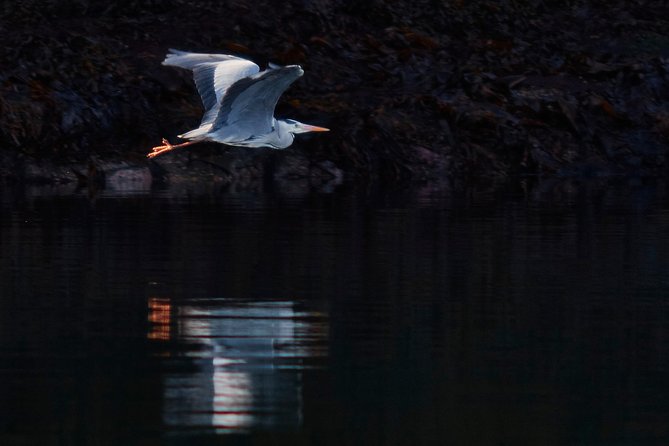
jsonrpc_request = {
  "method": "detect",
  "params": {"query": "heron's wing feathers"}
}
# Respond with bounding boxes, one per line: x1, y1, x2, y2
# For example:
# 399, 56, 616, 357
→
163, 49, 259, 126
163, 48, 253, 70
194, 61, 260, 126
213, 65, 304, 139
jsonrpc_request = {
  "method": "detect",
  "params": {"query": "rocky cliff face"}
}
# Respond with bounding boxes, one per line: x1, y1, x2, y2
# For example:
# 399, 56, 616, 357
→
1, 0, 668, 187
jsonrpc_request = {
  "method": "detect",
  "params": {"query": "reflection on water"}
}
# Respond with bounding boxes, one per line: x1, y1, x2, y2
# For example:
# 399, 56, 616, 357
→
148, 297, 172, 341
148, 297, 327, 434
0, 180, 668, 445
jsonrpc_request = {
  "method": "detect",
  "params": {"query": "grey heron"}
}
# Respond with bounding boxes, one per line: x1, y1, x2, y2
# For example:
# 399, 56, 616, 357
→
148, 49, 329, 158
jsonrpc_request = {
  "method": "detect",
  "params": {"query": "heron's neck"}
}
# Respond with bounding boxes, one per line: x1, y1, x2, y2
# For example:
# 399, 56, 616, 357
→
274, 119, 296, 148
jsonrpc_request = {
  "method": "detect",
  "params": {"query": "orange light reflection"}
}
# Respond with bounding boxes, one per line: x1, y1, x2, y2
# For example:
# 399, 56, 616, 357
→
148, 297, 171, 341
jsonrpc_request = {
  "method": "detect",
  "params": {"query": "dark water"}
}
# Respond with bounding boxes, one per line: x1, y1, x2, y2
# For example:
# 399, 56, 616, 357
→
1, 181, 668, 445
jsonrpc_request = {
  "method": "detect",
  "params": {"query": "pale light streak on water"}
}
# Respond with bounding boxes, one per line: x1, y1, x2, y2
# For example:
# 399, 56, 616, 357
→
152, 298, 327, 434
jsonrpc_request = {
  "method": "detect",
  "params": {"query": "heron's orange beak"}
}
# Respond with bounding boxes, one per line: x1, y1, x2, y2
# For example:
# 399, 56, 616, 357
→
303, 125, 330, 132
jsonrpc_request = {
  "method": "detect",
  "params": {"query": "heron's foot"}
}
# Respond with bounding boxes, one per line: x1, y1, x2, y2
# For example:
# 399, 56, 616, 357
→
147, 138, 174, 159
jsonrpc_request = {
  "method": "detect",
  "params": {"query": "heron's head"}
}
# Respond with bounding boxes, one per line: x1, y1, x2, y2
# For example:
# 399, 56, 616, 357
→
281, 119, 330, 135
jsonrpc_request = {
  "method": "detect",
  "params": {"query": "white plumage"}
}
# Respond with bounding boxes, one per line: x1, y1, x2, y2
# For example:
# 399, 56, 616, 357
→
148, 49, 329, 159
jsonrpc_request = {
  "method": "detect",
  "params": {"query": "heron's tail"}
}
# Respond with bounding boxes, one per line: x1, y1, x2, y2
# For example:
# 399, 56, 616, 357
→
178, 124, 213, 141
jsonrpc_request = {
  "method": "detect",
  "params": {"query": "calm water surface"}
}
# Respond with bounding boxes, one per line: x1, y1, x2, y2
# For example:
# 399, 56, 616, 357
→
0, 181, 668, 445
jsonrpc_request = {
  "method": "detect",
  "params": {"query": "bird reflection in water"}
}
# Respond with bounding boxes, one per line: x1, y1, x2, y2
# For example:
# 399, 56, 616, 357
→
147, 297, 328, 434
147, 297, 171, 342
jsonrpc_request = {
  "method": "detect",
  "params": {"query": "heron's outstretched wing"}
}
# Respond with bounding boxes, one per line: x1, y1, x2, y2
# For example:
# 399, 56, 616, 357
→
163, 49, 260, 126
213, 65, 304, 139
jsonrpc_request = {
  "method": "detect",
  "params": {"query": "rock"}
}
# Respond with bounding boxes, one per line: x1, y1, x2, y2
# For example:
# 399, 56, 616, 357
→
1, 0, 668, 184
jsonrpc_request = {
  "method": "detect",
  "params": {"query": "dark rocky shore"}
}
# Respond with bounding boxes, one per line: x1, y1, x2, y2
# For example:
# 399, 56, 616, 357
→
1, 0, 668, 190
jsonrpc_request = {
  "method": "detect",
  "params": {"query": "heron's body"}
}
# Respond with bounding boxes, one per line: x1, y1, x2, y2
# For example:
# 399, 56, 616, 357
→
185, 118, 298, 149
148, 49, 328, 158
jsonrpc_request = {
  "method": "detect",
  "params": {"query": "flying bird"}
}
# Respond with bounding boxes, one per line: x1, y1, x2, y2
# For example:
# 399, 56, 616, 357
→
148, 49, 329, 158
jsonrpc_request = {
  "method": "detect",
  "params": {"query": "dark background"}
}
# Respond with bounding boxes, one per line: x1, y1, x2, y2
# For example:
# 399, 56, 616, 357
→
2, 3, 669, 444
1, 0, 668, 185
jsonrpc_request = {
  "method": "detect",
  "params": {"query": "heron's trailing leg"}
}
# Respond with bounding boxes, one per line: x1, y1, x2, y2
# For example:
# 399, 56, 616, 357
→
147, 138, 199, 158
